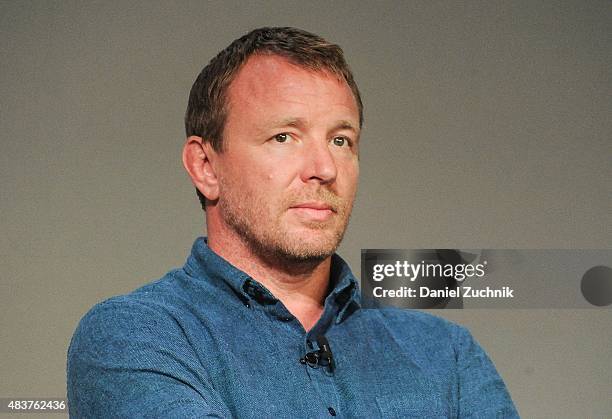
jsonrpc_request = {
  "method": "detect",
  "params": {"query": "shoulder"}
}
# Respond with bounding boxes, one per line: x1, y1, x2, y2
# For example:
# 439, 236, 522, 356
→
354, 307, 478, 367
66, 271, 235, 417
370, 308, 468, 341
68, 269, 196, 357
69, 287, 167, 362
75, 270, 178, 322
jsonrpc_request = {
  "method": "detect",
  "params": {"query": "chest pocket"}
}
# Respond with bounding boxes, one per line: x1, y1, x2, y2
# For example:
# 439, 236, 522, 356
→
375, 393, 451, 418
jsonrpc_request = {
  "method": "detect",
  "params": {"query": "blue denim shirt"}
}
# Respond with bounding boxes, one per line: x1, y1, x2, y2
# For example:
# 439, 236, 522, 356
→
67, 237, 519, 418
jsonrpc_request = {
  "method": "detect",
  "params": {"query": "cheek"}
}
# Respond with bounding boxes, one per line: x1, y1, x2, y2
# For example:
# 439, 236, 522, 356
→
340, 162, 359, 192
246, 167, 292, 200
263, 163, 299, 188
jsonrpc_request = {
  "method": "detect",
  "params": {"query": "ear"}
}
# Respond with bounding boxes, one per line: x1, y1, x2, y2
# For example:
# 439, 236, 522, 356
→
182, 136, 220, 201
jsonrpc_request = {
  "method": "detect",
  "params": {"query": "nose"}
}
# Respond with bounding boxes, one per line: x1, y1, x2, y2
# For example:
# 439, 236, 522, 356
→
300, 140, 338, 185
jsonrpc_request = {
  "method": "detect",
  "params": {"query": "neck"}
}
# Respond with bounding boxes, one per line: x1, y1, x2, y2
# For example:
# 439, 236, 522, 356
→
206, 215, 332, 331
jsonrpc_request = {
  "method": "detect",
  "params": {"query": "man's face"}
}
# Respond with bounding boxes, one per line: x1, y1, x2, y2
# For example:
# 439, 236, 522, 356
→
214, 54, 360, 262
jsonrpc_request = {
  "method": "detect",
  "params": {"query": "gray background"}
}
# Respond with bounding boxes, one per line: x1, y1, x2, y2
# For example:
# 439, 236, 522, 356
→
1, 1, 610, 417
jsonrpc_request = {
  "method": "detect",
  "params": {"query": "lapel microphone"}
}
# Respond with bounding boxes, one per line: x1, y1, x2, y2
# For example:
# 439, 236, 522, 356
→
300, 335, 335, 373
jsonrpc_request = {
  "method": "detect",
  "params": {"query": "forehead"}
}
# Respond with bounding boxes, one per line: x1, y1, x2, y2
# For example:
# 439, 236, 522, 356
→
225, 54, 359, 125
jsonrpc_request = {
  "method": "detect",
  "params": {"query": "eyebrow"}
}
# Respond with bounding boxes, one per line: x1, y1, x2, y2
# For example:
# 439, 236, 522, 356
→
269, 118, 359, 134
334, 120, 359, 133
270, 117, 307, 129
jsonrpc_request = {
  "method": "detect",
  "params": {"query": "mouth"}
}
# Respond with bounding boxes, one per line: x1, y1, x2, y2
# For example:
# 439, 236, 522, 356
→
289, 202, 336, 221
291, 202, 335, 211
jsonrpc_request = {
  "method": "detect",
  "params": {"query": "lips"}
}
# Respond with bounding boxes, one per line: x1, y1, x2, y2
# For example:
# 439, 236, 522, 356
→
289, 202, 336, 221
291, 202, 335, 211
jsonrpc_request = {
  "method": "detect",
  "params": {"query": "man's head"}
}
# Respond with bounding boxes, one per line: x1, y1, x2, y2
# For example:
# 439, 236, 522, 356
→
185, 27, 363, 151
183, 27, 362, 263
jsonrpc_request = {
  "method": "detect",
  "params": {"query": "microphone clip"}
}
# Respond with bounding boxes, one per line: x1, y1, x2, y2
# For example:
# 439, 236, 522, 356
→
300, 336, 335, 373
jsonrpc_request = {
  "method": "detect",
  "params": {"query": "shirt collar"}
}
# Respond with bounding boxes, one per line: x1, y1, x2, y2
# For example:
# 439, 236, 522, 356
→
184, 237, 360, 322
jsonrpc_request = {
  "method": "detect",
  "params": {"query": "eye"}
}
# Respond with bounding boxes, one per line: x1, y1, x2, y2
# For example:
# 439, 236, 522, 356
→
332, 136, 349, 147
274, 133, 290, 143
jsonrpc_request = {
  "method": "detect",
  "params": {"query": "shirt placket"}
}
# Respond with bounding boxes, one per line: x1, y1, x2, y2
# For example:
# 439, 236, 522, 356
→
302, 333, 341, 417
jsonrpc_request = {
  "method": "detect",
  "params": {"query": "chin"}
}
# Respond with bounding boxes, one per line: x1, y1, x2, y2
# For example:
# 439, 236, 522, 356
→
275, 245, 334, 263
277, 229, 344, 260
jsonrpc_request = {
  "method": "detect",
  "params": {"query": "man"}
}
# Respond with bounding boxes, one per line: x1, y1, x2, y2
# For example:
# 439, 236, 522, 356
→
67, 27, 518, 418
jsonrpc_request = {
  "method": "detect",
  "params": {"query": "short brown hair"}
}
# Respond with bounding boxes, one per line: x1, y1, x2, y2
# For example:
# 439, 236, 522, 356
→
184, 27, 363, 208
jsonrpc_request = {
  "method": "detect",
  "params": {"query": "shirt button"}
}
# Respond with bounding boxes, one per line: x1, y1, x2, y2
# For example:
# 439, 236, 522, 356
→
279, 316, 292, 322
328, 406, 337, 416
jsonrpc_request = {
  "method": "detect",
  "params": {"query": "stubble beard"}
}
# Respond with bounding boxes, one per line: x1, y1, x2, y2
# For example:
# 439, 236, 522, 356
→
218, 181, 354, 267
